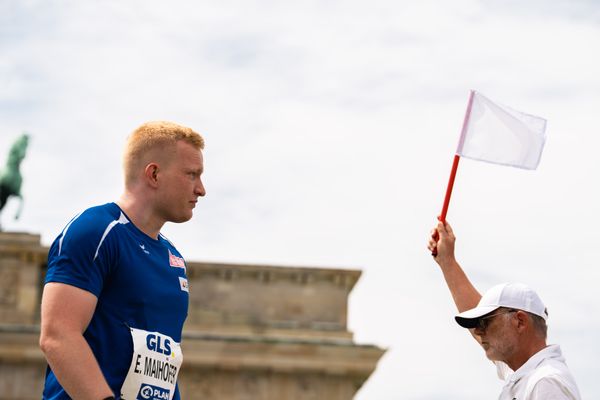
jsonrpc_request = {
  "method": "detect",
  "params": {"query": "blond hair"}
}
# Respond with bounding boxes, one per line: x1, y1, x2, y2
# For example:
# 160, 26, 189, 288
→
123, 121, 204, 186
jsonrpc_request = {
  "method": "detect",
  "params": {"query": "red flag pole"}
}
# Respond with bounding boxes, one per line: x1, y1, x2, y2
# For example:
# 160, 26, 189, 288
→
432, 90, 475, 256
438, 154, 460, 223
438, 90, 475, 223
432, 155, 460, 256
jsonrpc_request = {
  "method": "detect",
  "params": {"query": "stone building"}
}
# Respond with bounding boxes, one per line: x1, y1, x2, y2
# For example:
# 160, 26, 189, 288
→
0, 231, 384, 399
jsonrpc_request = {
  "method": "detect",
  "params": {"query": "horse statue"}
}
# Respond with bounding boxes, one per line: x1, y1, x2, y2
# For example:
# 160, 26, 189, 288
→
0, 133, 29, 227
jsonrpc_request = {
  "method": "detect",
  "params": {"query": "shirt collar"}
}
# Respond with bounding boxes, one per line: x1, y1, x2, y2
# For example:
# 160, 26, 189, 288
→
507, 344, 564, 383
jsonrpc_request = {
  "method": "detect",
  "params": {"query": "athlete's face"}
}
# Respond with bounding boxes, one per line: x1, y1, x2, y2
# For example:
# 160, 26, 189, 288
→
158, 140, 205, 223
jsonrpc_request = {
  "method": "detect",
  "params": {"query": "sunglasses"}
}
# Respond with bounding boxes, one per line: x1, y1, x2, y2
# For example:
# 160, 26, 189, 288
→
475, 309, 517, 331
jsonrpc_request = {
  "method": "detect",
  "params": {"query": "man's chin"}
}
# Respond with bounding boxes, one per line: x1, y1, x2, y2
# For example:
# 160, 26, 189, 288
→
170, 213, 193, 224
482, 345, 497, 361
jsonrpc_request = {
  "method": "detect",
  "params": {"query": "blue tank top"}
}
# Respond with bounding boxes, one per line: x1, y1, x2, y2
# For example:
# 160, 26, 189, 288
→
43, 203, 189, 399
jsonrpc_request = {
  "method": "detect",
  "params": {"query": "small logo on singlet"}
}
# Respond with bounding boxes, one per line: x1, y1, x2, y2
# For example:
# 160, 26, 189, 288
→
179, 277, 189, 293
139, 244, 150, 255
137, 383, 170, 400
168, 250, 185, 269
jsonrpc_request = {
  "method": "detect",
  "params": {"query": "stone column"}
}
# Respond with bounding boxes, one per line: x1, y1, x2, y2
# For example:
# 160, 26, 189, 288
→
0, 232, 47, 325
0, 232, 48, 400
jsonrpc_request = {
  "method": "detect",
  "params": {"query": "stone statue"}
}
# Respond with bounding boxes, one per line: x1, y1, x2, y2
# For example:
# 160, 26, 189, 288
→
0, 133, 29, 226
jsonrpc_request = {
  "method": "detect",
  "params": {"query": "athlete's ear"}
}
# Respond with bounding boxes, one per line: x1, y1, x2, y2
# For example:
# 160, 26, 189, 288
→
143, 163, 160, 188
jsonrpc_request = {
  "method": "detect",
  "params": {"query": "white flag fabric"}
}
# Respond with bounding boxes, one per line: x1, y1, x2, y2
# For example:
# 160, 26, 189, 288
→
456, 91, 547, 170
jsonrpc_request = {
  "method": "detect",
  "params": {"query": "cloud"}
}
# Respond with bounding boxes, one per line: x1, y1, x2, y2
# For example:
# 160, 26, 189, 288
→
1, 1, 599, 398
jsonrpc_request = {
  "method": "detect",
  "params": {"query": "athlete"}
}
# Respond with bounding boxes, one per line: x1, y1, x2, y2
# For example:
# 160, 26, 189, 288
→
39, 121, 205, 400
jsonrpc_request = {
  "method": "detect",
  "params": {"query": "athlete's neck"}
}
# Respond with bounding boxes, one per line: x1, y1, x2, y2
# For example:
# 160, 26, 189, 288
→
116, 194, 164, 240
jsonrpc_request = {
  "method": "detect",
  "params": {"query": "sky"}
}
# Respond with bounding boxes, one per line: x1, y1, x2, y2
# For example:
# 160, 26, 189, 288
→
1, 0, 599, 398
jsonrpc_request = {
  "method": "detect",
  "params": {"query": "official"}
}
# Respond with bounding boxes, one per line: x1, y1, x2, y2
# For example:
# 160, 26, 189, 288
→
427, 221, 581, 400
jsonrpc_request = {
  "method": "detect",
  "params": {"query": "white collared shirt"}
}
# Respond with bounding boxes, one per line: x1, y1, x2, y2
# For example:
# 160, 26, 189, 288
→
495, 345, 581, 400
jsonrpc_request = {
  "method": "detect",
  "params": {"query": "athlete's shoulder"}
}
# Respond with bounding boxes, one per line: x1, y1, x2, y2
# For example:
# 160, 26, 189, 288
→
64, 203, 124, 238
50, 203, 129, 255
46, 203, 129, 295
78, 202, 123, 224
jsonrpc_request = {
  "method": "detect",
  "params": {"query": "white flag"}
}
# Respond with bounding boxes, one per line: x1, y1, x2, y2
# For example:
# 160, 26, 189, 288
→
456, 91, 547, 170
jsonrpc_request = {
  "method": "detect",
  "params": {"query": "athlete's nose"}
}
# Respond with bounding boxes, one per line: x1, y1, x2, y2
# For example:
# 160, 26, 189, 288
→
195, 178, 206, 197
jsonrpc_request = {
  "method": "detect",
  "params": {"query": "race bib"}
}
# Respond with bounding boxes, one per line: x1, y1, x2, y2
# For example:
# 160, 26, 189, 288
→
121, 327, 183, 400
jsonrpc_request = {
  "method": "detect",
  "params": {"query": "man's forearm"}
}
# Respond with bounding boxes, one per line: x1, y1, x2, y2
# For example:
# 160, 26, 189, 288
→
41, 332, 114, 399
438, 258, 481, 313
429, 222, 482, 312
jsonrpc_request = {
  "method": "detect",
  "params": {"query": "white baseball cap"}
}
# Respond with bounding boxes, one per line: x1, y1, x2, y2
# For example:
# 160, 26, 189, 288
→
455, 282, 548, 329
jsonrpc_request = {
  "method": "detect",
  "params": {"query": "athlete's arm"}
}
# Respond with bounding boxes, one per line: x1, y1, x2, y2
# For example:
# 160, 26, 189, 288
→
428, 221, 481, 312
40, 282, 115, 399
